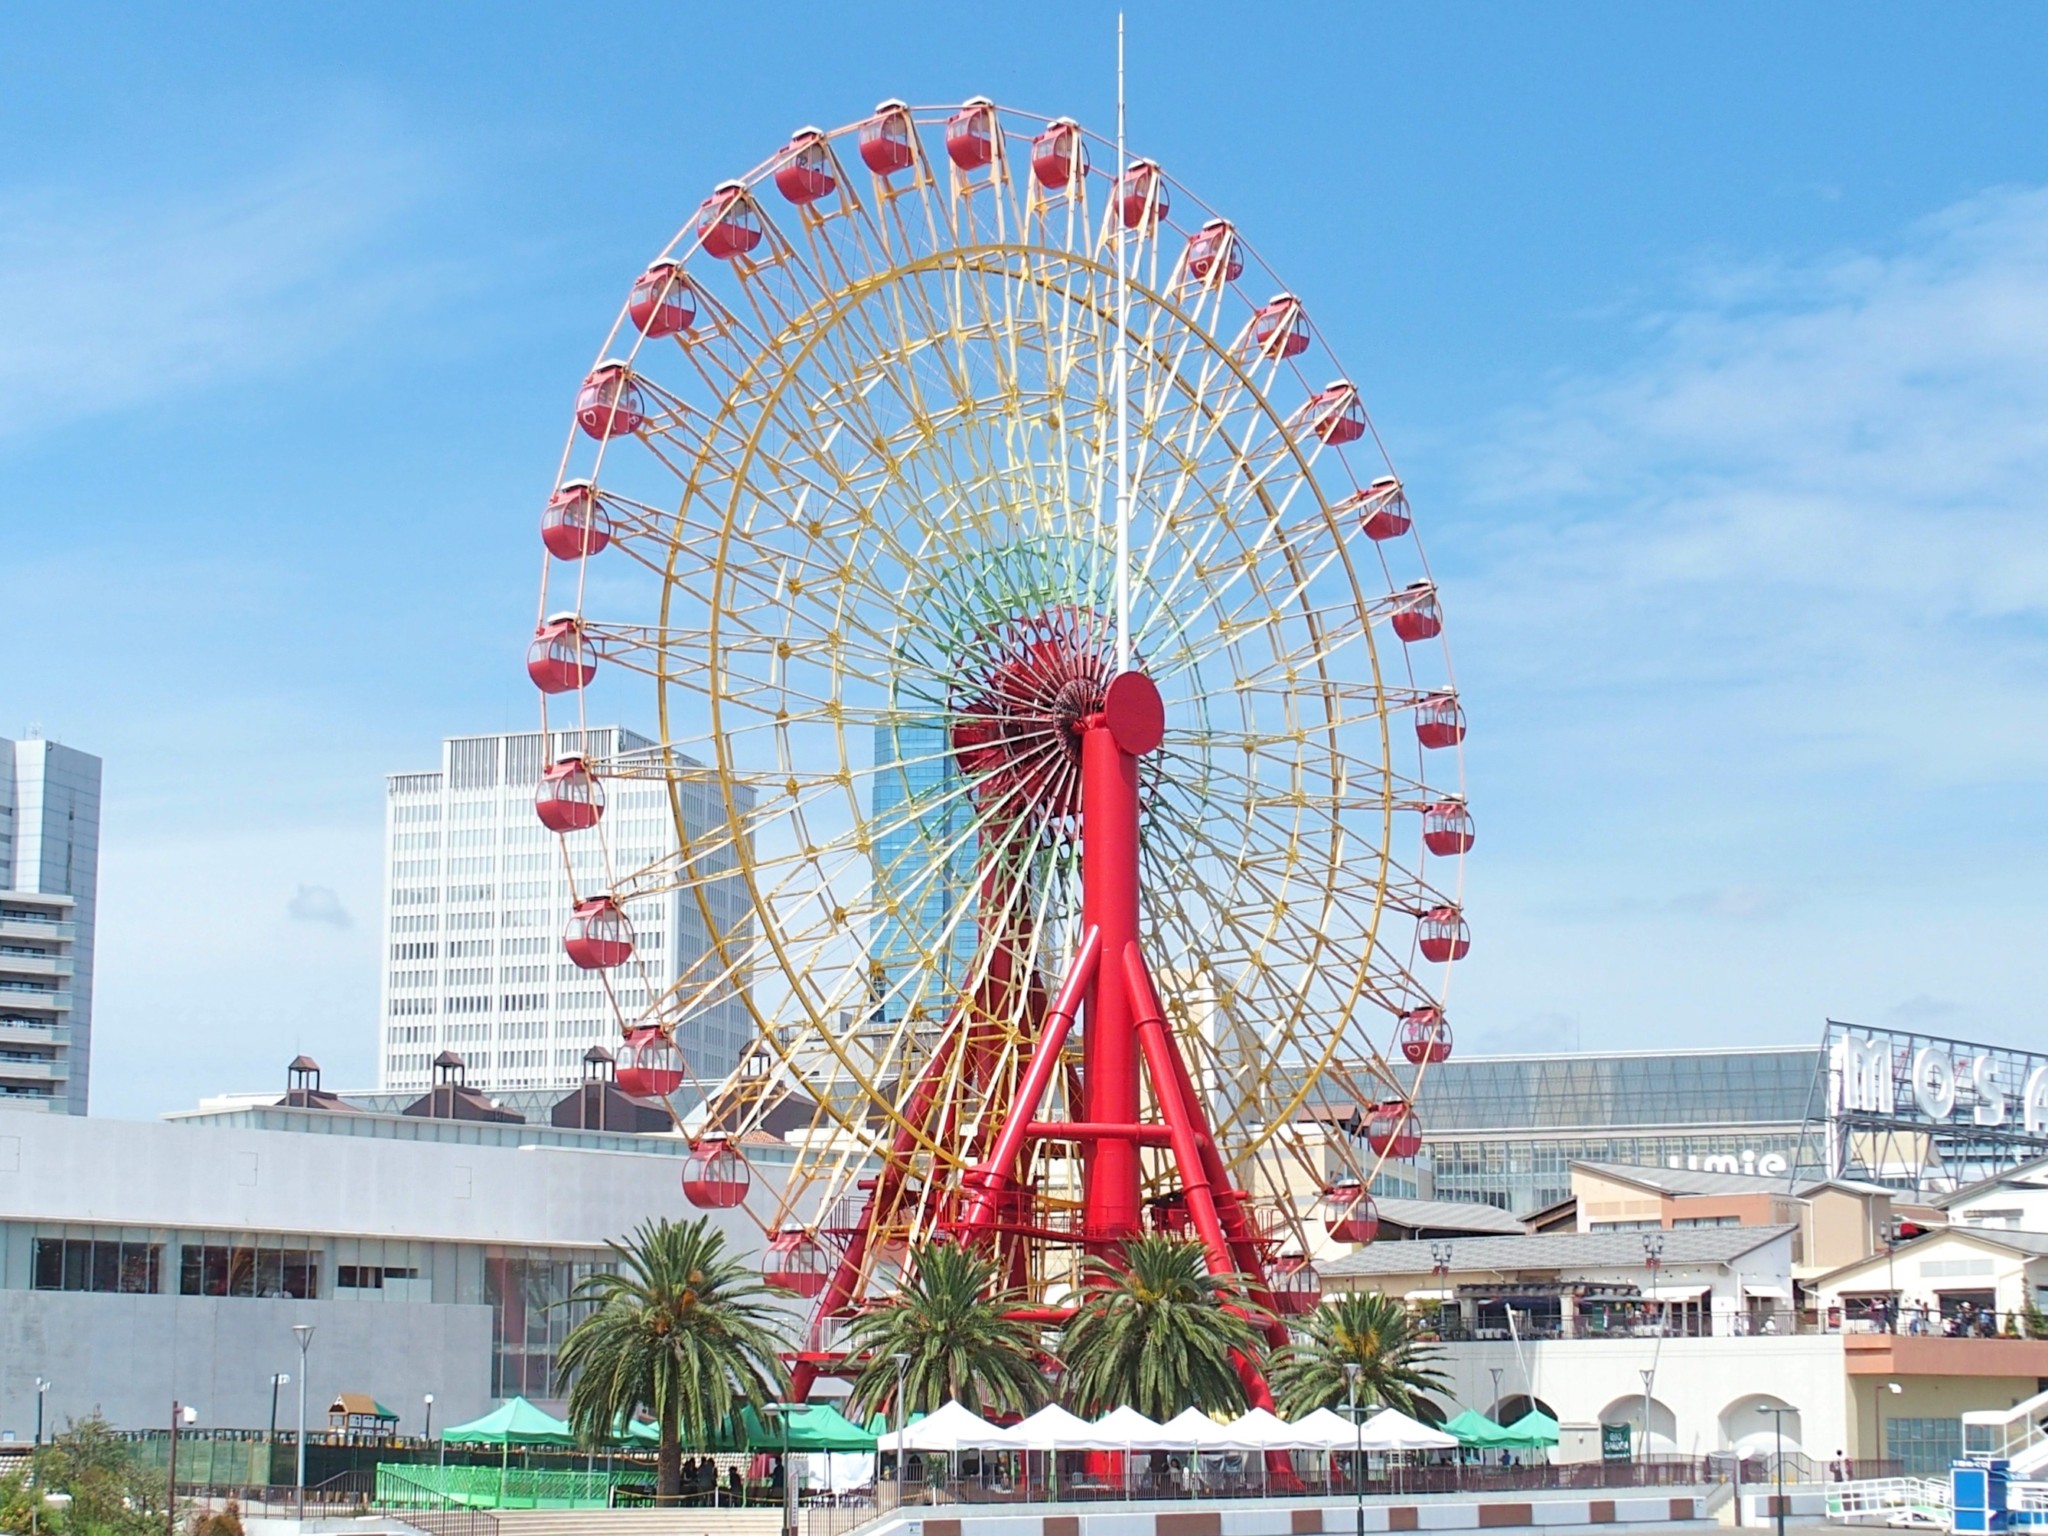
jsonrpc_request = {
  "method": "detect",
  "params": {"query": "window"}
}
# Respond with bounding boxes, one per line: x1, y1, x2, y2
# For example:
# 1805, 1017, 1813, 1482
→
178, 1243, 320, 1299
33, 1237, 162, 1294
1673, 1215, 1741, 1228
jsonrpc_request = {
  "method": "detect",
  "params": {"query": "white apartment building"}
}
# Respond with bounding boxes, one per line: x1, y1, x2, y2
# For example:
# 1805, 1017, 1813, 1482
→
0, 735, 101, 1115
377, 728, 750, 1096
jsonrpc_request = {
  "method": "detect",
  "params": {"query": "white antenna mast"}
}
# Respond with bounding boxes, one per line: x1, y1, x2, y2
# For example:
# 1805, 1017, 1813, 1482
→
1114, 11, 1131, 676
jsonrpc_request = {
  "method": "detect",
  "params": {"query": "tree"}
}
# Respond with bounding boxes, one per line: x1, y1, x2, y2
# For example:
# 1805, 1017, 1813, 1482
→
3, 1416, 165, 1536
844, 1241, 1048, 1419
1059, 1234, 1263, 1418
557, 1216, 791, 1502
1269, 1291, 1447, 1419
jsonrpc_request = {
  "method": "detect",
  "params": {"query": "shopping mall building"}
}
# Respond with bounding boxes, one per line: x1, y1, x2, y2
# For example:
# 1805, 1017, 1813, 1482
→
1402, 1021, 2048, 1216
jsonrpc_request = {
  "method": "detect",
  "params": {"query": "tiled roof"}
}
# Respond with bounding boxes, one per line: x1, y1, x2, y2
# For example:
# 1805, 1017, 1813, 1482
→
1573, 1159, 1789, 1197
1324, 1224, 1797, 1277
1372, 1197, 1527, 1235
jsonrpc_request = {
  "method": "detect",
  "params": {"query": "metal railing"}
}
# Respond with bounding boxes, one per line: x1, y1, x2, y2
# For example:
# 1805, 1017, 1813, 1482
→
1823, 1476, 1951, 1526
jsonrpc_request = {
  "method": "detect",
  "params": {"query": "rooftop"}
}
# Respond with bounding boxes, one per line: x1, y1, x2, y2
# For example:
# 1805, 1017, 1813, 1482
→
1325, 1223, 1797, 1278
1573, 1159, 1791, 1197
1372, 1196, 1528, 1235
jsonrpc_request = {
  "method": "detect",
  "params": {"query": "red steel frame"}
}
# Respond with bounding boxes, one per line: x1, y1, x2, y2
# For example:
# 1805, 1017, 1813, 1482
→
788, 669, 1291, 1418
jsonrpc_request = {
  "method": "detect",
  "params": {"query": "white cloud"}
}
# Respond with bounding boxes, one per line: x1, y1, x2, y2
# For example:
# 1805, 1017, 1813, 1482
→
0, 123, 442, 439
1438, 184, 2048, 1053
287, 884, 352, 928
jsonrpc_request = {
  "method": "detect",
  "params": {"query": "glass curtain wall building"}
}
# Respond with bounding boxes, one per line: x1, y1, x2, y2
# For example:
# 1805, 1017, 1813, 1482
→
1406, 1045, 1827, 1215
0, 735, 101, 1115
866, 718, 980, 1024
377, 728, 750, 1096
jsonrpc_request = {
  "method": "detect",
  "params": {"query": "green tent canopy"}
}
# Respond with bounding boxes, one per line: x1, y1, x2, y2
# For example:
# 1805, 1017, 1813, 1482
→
1503, 1410, 1560, 1447
738, 1403, 878, 1452
442, 1398, 575, 1446
1443, 1410, 1516, 1449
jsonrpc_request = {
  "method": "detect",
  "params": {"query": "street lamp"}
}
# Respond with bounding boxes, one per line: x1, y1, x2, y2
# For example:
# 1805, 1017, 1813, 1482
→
761, 1404, 797, 1536
268, 1374, 290, 1454
165, 1402, 197, 1536
293, 1324, 316, 1521
1642, 1233, 1666, 1333
1429, 1242, 1454, 1332
889, 1353, 910, 1504
1639, 1369, 1656, 1465
34, 1377, 48, 1447
1343, 1361, 1363, 1536
424, 1394, 435, 1442
1757, 1404, 1794, 1536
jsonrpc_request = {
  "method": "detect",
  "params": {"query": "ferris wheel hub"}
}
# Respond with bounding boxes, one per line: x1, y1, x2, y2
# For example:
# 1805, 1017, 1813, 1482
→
1100, 670, 1165, 757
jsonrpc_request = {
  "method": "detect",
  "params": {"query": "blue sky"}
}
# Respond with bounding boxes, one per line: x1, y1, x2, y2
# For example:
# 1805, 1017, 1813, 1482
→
7, 3, 2048, 1116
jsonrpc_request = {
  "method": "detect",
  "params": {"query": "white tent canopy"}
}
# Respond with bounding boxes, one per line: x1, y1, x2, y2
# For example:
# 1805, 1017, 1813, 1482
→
877, 1401, 1012, 1452
1286, 1407, 1362, 1450
1156, 1407, 1237, 1449
1357, 1408, 1459, 1452
1219, 1407, 1303, 1449
1090, 1406, 1174, 1450
1000, 1404, 1103, 1449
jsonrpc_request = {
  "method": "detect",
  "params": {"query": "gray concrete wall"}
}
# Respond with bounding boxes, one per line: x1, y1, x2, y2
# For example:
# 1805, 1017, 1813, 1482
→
0, 1289, 494, 1441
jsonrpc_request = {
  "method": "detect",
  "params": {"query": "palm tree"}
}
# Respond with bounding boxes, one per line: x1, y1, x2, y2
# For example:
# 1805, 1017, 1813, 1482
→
844, 1241, 1048, 1418
1269, 1291, 1446, 1419
557, 1216, 791, 1501
1059, 1234, 1263, 1418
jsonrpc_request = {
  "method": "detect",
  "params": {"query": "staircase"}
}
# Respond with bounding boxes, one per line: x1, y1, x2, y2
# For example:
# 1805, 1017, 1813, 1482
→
1963, 1387, 2048, 1477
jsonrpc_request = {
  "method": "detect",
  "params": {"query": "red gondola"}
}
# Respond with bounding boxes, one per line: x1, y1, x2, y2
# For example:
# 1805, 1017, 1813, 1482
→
616, 1025, 685, 1098
627, 260, 695, 338
1115, 159, 1168, 229
1390, 581, 1443, 642
1252, 294, 1310, 360
540, 482, 613, 561
1423, 798, 1476, 856
1030, 118, 1087, 190
1187, 219, 1243, 283
563, 895, 633, 970
774, 130, 837, 205
526, 615, 596, 694
682, 1142, 752, 1209
574, 362, 644, 440
1322, 1180, 1381, 1244
697, 183, 762, 261
1415, 691, 1465, 749
1271, 1256, 1323, 1316
763, 1227, 829, 1297
1366, 1100, 1423, 1159
945, 99, 996, 170
1398, 1006, 1453, 1065
1418, 905, 1470, 963
534, 754, 604, 832
1345, 475, 1412, 541
1309, 380, 1366, 446
860, 101, 915, 175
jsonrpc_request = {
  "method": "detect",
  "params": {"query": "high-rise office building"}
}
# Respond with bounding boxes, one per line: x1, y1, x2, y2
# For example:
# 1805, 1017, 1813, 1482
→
867, 717, 979, 1022
377, 729, 750, 1096
0, 735, 102, 1114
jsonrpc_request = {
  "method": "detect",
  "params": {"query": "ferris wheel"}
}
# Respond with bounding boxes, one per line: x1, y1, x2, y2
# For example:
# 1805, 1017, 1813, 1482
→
527, 98, 1471, 1398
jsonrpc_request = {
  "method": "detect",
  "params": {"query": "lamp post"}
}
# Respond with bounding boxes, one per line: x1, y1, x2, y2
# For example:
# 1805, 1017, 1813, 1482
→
34, 1377, 49, 1447
1639, 1369, 1655, 1465
1642, 1233, 1666, 1333
1757, 1405, 1792, 1536
889, 1353, 909, 1506
1883, 1382, 1903, 1470
293, 1324, 315, 1521
1429, 1242, 1454, 1334
165, 1402, 197, 1536
1344, 1361, 1363, 1536
762, 1404, 797, 1536
424, 1394, 434, 1443
268, 1373, 289, 1472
